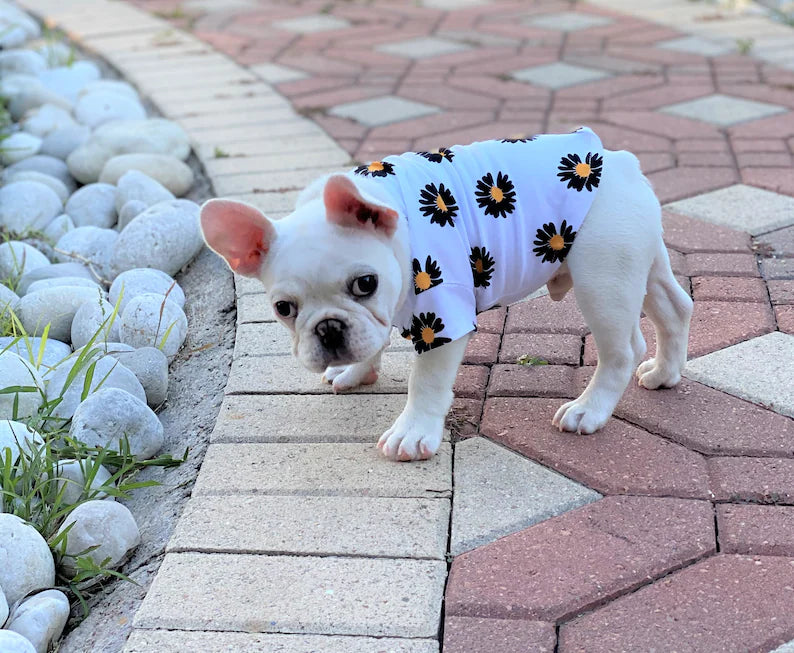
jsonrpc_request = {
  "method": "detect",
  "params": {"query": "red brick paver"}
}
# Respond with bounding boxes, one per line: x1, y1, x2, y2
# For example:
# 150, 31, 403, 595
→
443, 616, 556, 653
717, 504, 794, 556
483, 398, 711, 498
559, 555, 794, 652
446, 496, 715, 621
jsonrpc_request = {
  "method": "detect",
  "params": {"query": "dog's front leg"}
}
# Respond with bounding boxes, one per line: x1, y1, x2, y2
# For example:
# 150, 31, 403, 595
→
378, 334, 470, 461
323, 352, 382, 393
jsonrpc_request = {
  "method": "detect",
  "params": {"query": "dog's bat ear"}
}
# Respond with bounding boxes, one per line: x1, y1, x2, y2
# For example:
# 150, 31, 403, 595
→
323, 174, 399, 238
199, 199, 276, 277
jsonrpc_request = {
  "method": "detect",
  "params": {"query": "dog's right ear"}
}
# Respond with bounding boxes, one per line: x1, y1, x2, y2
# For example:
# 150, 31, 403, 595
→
200, 199, 276, 277
324, 174, 399, 238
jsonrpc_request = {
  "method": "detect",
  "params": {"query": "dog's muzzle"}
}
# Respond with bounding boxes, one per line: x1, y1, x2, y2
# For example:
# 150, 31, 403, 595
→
315, 318, 347, 352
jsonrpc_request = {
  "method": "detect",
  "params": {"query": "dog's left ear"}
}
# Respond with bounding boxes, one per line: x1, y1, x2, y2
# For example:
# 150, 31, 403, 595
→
324, 174, 399, 238
200, 199, 276, 277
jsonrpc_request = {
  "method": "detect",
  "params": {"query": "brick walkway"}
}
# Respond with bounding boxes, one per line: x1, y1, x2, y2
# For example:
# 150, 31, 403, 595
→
21, 0, 794, 650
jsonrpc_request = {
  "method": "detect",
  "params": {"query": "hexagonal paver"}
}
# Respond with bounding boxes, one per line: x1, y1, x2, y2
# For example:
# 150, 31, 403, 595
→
525, 12, 614, 31
659, 93, 787, 127
482, 398, 711, 499
377, 37, 471, 60
446, 496, 715, 621
328, 95, 440, 127
665, 184, 794, 236
273, 14, 350, 33
613, 378, 794, 457
451, 437, 600, 555
559, 555, 794, 652
685, 332, 794, 418
656, 35, 735, 57
511, 62, 611, 89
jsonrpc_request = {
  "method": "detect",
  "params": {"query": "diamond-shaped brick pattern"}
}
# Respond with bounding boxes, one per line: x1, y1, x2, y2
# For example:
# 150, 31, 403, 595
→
451, 437, 599, 555
328, 95, 440, 127
511, 62, 611, 90
377, 37, 471, 60
273, 14, 350, 33
559, 555, 794, 652
685, 332, 794, 419
525, 12, 614, 32
446, 496, 715, 621
660, 93, 787, 127
665, 184, 794, 236
656, 36, 735, 57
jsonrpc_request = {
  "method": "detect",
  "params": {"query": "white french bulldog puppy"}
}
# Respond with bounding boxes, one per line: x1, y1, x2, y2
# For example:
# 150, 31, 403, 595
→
200, 128, 693, 462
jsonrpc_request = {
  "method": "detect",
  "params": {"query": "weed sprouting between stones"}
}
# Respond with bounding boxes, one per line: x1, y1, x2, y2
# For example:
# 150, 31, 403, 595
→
0, 300, 185, 620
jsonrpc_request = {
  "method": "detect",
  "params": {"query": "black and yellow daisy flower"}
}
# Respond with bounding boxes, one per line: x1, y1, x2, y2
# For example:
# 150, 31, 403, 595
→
475, 171, 516, 218
500, 136, 535, 144
532, 219, 577, 263
469, 246, 495, 288
354, 160, 395, 177
418, 147, 454, 163
401, 328, 411, 340
413, 256, 443, 294
419, 182, 458, 227
557, 152, 602, 192
409, 312, 451, 353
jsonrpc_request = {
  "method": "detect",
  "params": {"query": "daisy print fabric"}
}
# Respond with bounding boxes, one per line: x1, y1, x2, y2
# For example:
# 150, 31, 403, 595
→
349, 127, 603, 354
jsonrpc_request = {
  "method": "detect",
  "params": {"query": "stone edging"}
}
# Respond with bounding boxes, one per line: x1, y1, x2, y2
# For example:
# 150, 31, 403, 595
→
11, 0, 371, 649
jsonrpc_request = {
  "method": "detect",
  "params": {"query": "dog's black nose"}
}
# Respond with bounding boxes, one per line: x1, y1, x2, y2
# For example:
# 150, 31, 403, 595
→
315, 318, 347, 351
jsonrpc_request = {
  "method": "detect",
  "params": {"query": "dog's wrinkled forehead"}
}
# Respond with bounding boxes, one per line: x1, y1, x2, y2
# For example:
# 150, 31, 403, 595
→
260, 202, 395, 293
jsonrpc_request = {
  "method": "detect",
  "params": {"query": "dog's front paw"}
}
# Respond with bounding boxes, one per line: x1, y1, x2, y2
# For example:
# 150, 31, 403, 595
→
377, 411, 443, 461
635, 358, 681, 390
552, 398, 610, 435
322, 362, 378, 393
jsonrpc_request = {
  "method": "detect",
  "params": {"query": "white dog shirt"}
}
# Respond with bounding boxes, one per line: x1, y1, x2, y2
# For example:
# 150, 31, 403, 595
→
349, 127, 604, 354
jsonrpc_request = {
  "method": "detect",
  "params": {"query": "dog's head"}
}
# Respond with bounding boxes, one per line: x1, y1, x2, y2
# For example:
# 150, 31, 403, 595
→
200, 174, 406, 373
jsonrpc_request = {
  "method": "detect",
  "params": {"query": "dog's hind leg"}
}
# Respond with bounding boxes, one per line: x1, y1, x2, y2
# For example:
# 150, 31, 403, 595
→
552, 149, 656, 434
553, 257, 649, 433
635, 240, 693, 389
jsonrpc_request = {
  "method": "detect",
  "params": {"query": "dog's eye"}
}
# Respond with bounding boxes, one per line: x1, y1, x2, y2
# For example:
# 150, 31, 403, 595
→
350, 274, 378, 298
274, 301, 297, 318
